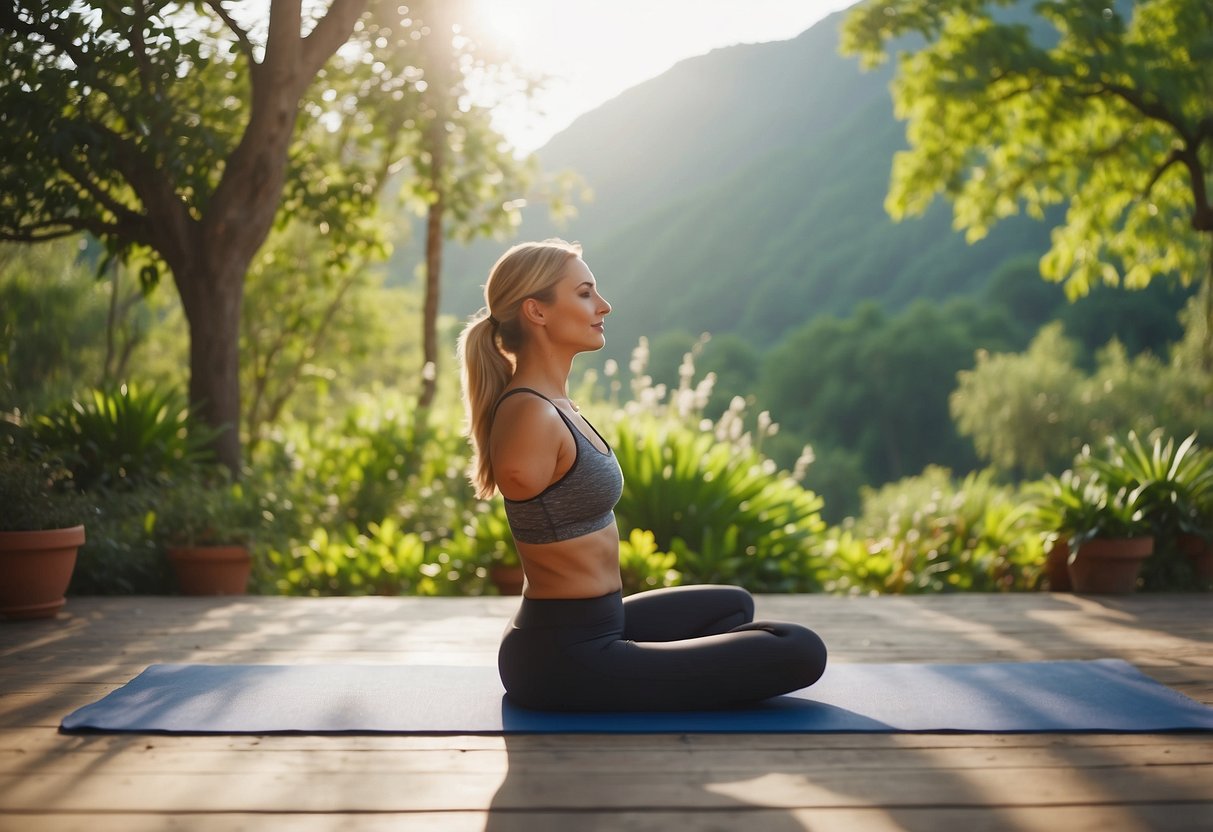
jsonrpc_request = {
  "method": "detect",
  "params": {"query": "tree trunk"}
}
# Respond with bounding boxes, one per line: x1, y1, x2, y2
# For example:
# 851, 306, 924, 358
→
167, 0, 366, 473
175, 259, 246, 475
1202, 234, 1213, 404
419, 137, 446, 411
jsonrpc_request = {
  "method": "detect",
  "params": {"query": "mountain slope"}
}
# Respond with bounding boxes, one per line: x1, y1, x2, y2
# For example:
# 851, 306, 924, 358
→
438, 8, 1055, 360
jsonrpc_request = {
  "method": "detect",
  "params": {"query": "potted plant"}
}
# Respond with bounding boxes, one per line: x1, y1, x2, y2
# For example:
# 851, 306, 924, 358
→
0, 452, 89, 619
1028, 467, 1153, 594
154, 473, 258, 596
1087, 431, 1213, 591
1025, 470, 1087, 591
1065, 482, 1154, 594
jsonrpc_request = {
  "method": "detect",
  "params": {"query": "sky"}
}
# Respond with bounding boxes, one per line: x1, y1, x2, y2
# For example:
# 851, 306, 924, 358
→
466, 0, 859, 153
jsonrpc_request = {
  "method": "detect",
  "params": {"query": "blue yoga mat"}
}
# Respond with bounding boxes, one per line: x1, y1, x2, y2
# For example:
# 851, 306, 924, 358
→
60, 659, 1213, 734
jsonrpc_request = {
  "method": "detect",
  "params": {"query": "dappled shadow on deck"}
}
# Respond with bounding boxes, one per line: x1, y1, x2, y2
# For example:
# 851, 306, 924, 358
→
0, 593, 1209, 827
483, 592, 1212, 831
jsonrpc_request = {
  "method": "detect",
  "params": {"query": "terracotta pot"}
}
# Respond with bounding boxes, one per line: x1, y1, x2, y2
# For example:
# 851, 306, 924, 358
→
1176, 533, 1213, 585
1044, 540, 1073, 591
1067, 536, 1153, 594
489, 564, 525, 596
168, 545, 251, 596
0, 525, 85, 620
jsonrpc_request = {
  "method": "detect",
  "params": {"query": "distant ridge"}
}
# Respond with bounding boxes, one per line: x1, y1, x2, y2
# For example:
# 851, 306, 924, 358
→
437, 7, 1054, 360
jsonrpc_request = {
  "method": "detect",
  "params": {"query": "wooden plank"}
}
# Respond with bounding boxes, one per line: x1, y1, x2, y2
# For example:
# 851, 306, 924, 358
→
1, 593, 1211, 831
2, 763, 1211, 812
4, 737, 1213, 777
3, 804, 1212, 832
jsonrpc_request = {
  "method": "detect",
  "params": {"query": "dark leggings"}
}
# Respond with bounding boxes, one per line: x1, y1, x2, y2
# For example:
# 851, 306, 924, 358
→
498, 585, 827, 711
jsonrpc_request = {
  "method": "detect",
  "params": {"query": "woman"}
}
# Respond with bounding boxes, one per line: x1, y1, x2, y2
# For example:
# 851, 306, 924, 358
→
458, 238, 827, 711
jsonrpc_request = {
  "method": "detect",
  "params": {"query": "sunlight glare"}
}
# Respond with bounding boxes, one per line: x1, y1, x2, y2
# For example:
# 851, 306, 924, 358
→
462, 0, 858, 154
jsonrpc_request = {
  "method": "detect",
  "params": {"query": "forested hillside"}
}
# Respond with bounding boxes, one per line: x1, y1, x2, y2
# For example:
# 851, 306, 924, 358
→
435, 8, 1056, 360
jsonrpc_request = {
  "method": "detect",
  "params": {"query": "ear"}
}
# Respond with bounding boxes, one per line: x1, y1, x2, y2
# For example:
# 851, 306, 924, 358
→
521, 297, 547, 326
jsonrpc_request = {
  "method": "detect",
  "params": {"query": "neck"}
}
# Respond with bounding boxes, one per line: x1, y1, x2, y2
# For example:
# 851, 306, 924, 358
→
513, 349, 575, 401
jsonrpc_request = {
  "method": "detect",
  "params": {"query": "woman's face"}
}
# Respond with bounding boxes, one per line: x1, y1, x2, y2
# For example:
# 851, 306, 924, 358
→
542, 257, 611, 352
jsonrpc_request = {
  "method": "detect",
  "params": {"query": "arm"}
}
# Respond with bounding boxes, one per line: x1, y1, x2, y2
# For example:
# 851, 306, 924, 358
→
489, 395, 575, 501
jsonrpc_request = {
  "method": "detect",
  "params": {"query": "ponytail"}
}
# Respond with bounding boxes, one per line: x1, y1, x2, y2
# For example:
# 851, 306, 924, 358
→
458, 238, 582, 498
457, 313, 514, 498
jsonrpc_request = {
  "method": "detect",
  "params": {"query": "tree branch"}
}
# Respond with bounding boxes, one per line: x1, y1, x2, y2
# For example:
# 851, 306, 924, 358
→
129, 0, 161, 98
89, 121, 194, 260
1097, 82, 1191, 143
0, 217, 120, 242
5, 11, 126, 106
300, 0, 368, 79
206, 0, 257, 63
262, 266, 360, 427
1180, 147, 1212, 232
1140, 148, 1184, 201
58, 153, 144, 228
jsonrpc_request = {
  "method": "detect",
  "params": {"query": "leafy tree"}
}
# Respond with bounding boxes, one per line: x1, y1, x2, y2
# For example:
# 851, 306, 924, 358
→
842, 0, 1213, 373
951, 315, 1213, 477
950, 322, 1089, 477
0, 1, 368, 472
240, 220, 396, 445
385, 2, 540, 409
1, 1, 550, 467
761, 298, 1017, 494
981, 252, 1192, 361
0, 240, 109, 408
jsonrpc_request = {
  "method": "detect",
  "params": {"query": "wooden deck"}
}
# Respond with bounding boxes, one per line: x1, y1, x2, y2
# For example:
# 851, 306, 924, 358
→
2, 592, 1211, 831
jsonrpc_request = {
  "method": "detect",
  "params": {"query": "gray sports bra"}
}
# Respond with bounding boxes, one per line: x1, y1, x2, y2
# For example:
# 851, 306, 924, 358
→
495, 388, 624, 545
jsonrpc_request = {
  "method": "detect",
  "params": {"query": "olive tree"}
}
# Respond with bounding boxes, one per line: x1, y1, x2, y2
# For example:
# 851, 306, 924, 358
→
842, 0, 1213, 373
0, 1, 369, 472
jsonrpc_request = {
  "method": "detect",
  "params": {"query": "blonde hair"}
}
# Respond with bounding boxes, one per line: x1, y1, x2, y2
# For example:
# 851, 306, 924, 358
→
457, 239, 583, 498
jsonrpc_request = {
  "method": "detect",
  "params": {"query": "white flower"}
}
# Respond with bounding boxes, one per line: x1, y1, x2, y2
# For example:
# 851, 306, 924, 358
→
629, 337, 650, 376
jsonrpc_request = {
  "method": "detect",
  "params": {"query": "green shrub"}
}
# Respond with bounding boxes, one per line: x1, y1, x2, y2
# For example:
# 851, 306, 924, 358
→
0, 443, 90, 532
152, 473, 261, 547
599, 339, 826, 592
619, 528, 681, 595
250, 398, 473, 539
1024, 468, 1150, 550
818, 529, 891, 595
31, 384, 217, 491
69, 485, 173, 595
841, 467, 1043, 593
248, 395, 489, 595
260, 518, 428, 596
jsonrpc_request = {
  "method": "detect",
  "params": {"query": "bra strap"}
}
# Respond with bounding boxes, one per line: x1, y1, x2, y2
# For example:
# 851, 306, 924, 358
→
493, 386, 581, 431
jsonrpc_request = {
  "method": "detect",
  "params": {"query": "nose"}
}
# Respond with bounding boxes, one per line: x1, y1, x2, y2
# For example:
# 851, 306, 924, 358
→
598, 293, 612, 316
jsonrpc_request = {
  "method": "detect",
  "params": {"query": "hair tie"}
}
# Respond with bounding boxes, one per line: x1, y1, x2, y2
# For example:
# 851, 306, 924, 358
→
487, 315, 499, 327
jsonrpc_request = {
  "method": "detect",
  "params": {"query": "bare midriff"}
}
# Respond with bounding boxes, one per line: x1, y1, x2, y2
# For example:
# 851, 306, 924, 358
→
517, 523, 623, 599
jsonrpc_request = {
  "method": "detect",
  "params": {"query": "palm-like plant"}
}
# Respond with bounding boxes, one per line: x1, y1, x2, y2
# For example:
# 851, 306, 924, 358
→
1081, 432, 1213, 536
1025, 468, 1150, 550
611, 417, 825, 592
32, 384, 219, 491
1080, 431, 1213, 589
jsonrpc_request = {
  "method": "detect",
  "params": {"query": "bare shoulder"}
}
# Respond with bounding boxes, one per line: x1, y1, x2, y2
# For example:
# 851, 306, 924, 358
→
490, 391, 569, 499
492, 390, 563, 439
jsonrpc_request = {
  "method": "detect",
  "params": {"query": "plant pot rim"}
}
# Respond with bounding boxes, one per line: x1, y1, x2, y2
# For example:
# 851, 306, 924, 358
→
167, 544, 251, 563
0, 525, 86, 548
1075, 535, 1154, 559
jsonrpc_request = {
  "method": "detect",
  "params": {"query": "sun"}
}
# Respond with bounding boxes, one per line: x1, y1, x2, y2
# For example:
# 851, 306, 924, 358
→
465, 0, 544, 71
